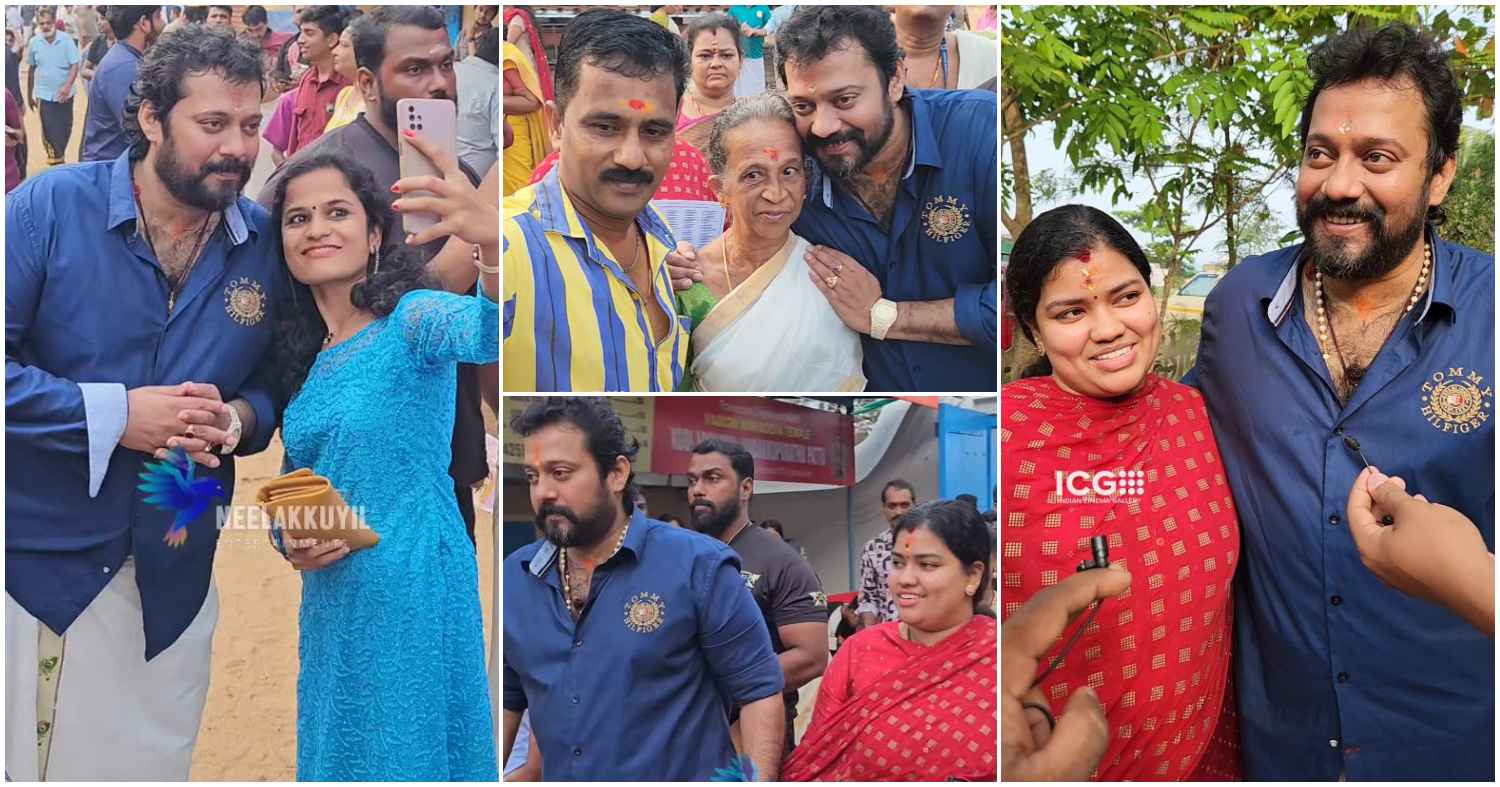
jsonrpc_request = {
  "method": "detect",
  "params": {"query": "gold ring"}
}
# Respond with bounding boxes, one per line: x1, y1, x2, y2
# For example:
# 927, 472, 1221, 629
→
825, 275, 840, 289
184, 425, 196, 439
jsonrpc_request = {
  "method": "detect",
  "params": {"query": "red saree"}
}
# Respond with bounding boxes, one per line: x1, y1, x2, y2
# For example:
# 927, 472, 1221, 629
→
782, 616, 996, 782
504, 9, 553, 102
1000, 374, 1243, 781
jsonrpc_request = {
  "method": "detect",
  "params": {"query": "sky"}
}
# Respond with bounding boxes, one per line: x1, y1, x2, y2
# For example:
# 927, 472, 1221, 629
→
1005, 8, 1495, 274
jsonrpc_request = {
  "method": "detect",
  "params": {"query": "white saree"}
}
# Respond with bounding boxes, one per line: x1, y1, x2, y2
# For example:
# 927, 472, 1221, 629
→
691, 234, 866, 392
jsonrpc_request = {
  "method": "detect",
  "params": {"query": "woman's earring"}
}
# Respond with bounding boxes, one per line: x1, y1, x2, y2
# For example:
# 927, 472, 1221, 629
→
371, 246, 381, 276
966, 586, 977, 596
1037, 344, 1045, 355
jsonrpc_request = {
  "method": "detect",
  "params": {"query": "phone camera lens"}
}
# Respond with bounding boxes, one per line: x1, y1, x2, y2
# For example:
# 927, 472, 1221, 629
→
415, 123, 423, 130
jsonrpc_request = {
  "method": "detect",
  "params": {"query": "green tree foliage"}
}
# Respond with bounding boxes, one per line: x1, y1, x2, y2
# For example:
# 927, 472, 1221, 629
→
1001, 5, 1495, 322
1442, 127, 1496, 254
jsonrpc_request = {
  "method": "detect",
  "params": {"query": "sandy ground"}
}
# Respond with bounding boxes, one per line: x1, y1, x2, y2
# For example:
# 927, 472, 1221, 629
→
15, 78, 497, 782
190, 439, 496, 782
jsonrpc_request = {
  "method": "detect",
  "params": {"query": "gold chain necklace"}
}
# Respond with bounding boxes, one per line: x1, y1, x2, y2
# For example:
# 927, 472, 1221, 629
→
560, 519, 631, 616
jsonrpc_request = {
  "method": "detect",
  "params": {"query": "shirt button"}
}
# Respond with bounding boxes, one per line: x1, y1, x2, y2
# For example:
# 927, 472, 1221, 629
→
1155, 537, 1164, 546
1333, 427, 1344, 437
573, 639, 583, 648
1329, 739, 1339, 748
573, 747, 583, 757
102, 566, 111, 574
1329, 514, 1341, 526
571, 696, 580, 705
913, 365, 922, 373
1331, 595, 1342, 606
1338, 672, 1349, 683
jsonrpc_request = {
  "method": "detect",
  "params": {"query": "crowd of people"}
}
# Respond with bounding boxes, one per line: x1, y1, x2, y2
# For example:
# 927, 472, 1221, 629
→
5, 5, 501, 782
501, 395, 997, 780
503, 5, 998, 393
1001, 22, 1494, 782
4, 5, 500, 181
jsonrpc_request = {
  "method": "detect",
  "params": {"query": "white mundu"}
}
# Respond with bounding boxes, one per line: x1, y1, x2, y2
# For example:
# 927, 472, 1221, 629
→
6, 558, 218, 781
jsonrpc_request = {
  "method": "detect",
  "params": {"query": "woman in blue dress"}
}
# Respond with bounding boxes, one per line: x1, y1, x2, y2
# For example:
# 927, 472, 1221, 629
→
265, 150, 499, 781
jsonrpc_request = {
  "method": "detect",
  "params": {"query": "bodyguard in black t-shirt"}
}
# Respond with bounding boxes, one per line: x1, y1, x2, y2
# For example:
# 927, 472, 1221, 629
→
686, 439, 829, 758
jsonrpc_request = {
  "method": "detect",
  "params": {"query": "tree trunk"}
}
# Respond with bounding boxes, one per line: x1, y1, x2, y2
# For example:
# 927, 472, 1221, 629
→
1002, 98, 1034, 238
1223, 126, 1238, 269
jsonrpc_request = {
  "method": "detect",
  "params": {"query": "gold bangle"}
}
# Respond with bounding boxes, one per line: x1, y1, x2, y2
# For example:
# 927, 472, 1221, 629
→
473, 244, 499, 275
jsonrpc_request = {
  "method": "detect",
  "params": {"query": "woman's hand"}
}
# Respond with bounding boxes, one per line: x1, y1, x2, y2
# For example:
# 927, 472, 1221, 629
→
392, 130, 500, 249
285, 538, 350, 571
805, 245, 881, 334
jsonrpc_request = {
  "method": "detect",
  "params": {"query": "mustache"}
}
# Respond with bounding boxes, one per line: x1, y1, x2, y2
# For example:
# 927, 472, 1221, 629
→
536, 503, 580, 528
202, 158, 252, 179
1305, 194, 1383, 225
599, 167, 653, 186
808, 128, 867, 151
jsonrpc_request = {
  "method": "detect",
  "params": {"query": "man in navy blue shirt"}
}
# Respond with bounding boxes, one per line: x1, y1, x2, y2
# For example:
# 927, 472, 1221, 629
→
80, 6, 162, 162
1185, 23, 1494, 782
5, 26, 276, 781
670, 5, 997, 392
503, 397, 786, 781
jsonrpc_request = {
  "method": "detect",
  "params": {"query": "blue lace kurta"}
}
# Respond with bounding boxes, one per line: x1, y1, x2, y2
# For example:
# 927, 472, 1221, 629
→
282, 290, 499, 781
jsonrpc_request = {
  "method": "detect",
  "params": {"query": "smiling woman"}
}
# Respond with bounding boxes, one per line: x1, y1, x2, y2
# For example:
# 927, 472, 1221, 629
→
999, 204, 1244, 781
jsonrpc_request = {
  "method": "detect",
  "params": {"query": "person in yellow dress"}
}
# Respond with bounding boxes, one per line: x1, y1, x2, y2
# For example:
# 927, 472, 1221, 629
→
324, 25, 364, 132
503, 40, 549, 196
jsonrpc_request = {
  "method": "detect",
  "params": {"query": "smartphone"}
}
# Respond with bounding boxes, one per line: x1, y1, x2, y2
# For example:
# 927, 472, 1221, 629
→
396, 98, 459, 237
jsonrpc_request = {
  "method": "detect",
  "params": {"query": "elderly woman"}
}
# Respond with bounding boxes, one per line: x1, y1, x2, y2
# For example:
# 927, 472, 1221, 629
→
675, 13, 742, 158
677, 92, 864, 391
783, 500, 997, 781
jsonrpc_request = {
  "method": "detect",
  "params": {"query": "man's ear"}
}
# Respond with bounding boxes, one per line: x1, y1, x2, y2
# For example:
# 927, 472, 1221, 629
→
1426, 153, 1459, 209
140, 99, 165, 147
356, 67, 379, 104
545, 99, 561, 149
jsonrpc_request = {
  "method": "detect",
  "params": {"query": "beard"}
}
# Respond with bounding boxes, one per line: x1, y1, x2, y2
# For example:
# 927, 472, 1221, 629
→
807, 94, 896, 181
1296, 183, 1429, 282
690, 496, 742, 538
153, 132, 252, 212
536, 487, 618, 549
377, 81, 457, 137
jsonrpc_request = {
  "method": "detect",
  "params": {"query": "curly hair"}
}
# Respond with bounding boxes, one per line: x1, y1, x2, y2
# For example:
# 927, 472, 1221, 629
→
122, 24, 264, 161
510, 397, 643, 515
774, 5, 904, 90
268, 153, 439, 404
1299, 22, 1464, 224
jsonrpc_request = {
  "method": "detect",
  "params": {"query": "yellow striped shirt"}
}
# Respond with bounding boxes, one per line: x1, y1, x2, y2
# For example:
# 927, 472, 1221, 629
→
503, 169, 690, 392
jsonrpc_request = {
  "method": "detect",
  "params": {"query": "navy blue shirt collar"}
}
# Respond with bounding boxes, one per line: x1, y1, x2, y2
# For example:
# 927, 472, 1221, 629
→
105, 151, 258, 245
525, 505, 649, 582
1266, 228, 1455, 328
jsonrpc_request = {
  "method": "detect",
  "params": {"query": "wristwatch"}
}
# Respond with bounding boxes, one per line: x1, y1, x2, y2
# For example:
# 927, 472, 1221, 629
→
869, 298, 898, 340
215, 403, 243, 455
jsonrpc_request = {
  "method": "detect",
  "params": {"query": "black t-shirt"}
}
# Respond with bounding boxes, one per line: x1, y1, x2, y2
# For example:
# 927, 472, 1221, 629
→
725, 523, 827, 726
84, 34, 108, 68
257, 117, 490, 488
